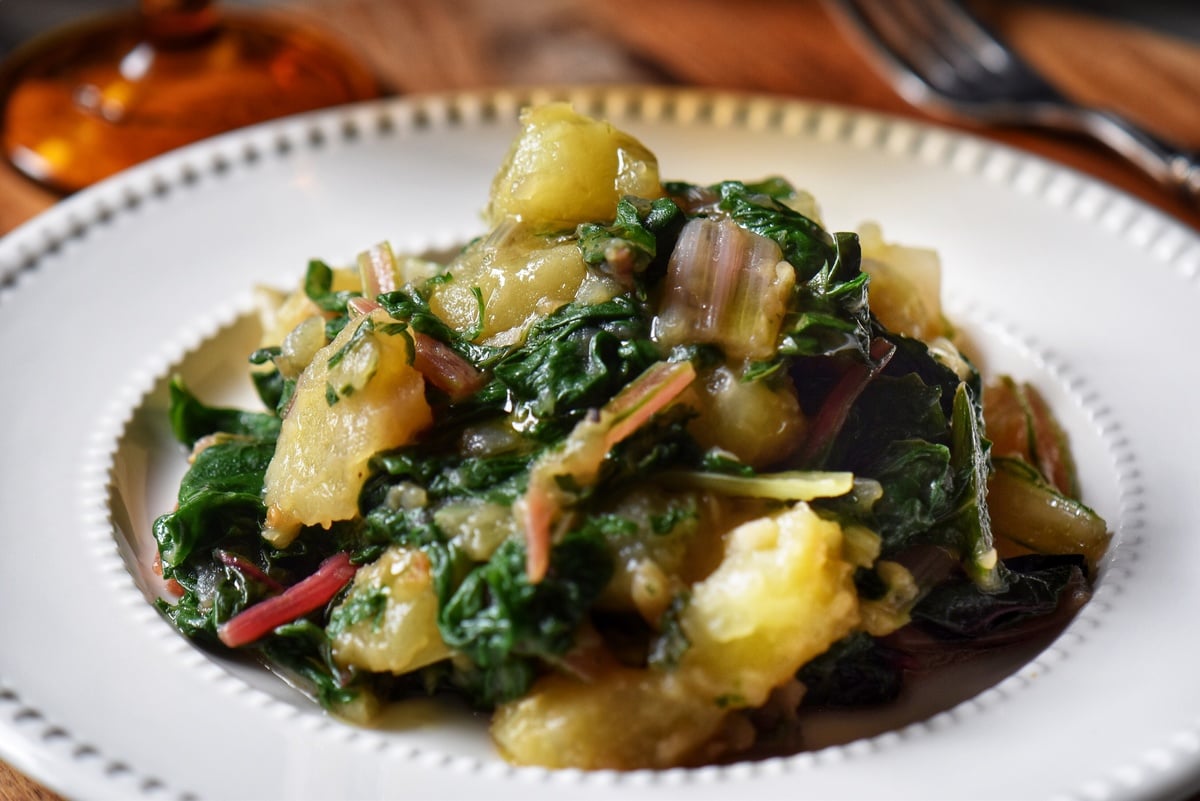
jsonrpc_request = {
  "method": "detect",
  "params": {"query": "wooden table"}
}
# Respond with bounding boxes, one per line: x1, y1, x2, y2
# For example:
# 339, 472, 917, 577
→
1, 1, 1197, 797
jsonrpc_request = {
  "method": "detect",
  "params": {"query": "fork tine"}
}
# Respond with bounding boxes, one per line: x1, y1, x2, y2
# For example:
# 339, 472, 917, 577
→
897, 0, 998, 88
923, 0, 1012, 75
837, 0, 966, 104
887, 0, 979, 95
918, 0, 1057, 99
831, 0, 1200, 202
832, 0, 1062, 106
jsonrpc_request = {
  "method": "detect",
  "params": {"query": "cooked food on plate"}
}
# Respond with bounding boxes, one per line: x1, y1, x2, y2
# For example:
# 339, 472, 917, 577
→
152, 103, 1110, 769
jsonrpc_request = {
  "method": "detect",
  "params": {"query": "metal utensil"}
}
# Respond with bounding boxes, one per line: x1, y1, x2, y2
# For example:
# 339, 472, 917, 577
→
827, 0, 1200, 206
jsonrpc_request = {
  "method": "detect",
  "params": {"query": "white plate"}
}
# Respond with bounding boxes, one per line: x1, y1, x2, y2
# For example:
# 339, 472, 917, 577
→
1, 87, 1198, 801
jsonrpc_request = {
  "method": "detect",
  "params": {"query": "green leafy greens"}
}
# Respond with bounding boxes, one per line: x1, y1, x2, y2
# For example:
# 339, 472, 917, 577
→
150, 166, 1096, 745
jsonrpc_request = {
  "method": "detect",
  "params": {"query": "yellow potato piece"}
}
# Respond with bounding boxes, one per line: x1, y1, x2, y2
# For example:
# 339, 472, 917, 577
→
331, 546, 452, 674
492, 668, 727, 770
256, 267, 361, 349
681, 501, 860, 706
859, 221, 947, 343
487, 103, 664, 229
491, 503, 860, 769
430, 104, 664, 343
263, 309, 432, 535
685, 364, 807, 469
429, 226, 589, 342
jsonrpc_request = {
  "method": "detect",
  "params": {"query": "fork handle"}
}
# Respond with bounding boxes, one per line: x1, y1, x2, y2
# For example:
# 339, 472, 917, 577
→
1078, 109, 1200, 208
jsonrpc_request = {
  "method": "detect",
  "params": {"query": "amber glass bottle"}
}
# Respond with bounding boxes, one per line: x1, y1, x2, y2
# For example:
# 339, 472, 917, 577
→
0, 0, 378, 192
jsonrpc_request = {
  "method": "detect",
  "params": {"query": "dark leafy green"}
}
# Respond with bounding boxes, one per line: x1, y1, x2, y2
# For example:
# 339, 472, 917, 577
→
154, 485, 265, 574
154, 381, 305, 643
248, 346, 294, 414
939, 383, 1001, 589
437, 532, 613, 706
834, 373, 951, 464
304, 258, 358, 339
577, 196, 683, 283
363, 448, 533, 509
177, 437, 276, 502
166, 378, 281, 447
797, 632, 903, 707
327, 586, 388, 638
911, 554, 1087, 640
865, 440, 955, 550
490, 295, 660, 442
260, 620, 371, 708
377, 286, 503, 369
595, 407, 703, 488
716, 180, 836, 279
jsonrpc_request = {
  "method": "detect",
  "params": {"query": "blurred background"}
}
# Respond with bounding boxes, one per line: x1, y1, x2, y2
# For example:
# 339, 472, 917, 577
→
0, 0, 1197, 232
0, 0, 1198, 798
3, 0, 1200, 68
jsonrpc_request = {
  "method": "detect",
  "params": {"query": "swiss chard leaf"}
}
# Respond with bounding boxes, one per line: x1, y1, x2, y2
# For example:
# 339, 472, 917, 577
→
938, 382, 1002, 590
577, 196, 683, 283
819, 369, 955, 553
911, 554, 1087, 640
363, 448, 533, 509
741, 176, 805, 201
831, 372, 950, 470
810, 320, 997, 587
490, 295, 660, 442
178, 438, 275, 503
166, 378, 281, 447
157, 376, 283, 581
261, 620, 369, 708
154, 389, 316, 641
777, 234, 871, 359
354, 504, 430, 560
716, 180, 835, 279
248, 346, 293, 413
437, 531, 613, 706
797, 632, 903, 707
823, 381, 999, 586
444, 659, 538, 710
879, 327, 978, 420
153, 490, 264, 571
326, 585, 388, 638
376, 282, 512, 427
596, 407, 702, 487
156, 560, 273, 643
304, 259, 358, 339
304, 258, 357, 311
863, 439, 955, 553
377, 286, 504, 369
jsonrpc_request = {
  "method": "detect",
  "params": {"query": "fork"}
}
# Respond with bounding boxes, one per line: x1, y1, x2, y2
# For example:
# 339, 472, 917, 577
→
827, 0, 1200, 206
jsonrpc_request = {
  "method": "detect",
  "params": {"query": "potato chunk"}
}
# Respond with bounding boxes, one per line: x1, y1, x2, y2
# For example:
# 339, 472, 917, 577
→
256, 267, 360, 349
487, 103, 663, 229
430, 104, 663, 343
263, 310, 432, 539
429, 223, 589, 342
685, 364, 807, 469
492, 668, 727, 770
330, 546, 451, 674
859, 222, 947, 342
491, 503, 860, 769
680, 501, 860, 706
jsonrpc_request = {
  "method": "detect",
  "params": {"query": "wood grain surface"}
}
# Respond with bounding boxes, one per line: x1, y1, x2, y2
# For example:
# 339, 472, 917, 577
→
1, 0, 1197, 797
